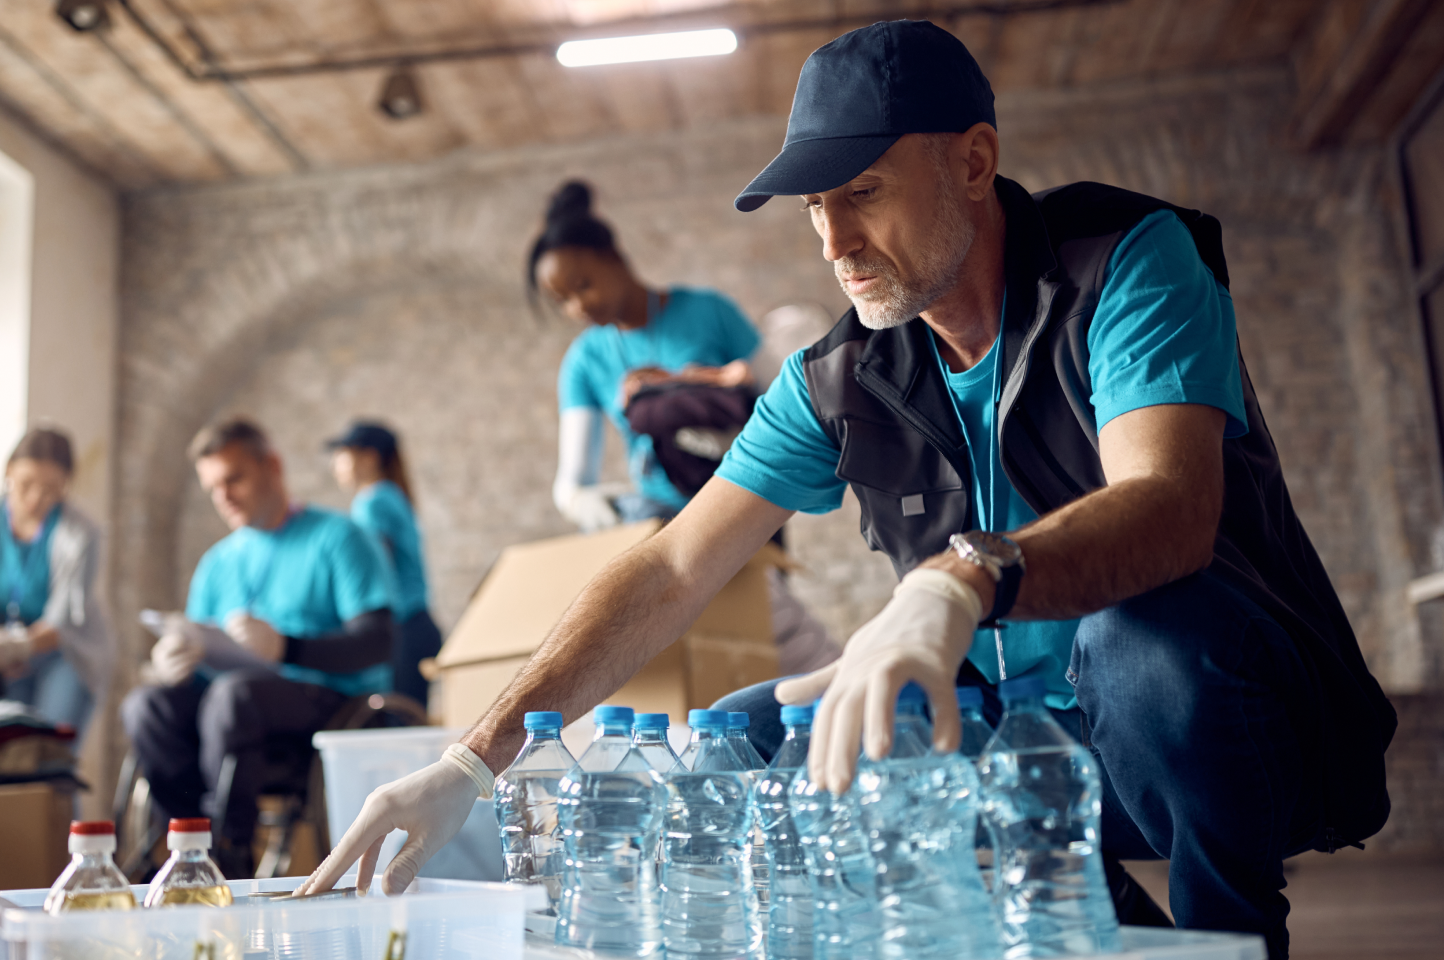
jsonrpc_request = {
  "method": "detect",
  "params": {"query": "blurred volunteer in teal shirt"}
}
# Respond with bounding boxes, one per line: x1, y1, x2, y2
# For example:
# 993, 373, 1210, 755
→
121, 417, 395, 877
328, 420, 442, 706
534, 181, 761, 528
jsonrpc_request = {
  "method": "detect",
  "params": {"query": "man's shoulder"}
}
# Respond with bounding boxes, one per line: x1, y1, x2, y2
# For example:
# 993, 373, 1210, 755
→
291, 505, 370, 549
800, 306, 868, 363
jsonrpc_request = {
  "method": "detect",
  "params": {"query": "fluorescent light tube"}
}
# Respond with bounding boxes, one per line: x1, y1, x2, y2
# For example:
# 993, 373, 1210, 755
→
557, 28, 738, 67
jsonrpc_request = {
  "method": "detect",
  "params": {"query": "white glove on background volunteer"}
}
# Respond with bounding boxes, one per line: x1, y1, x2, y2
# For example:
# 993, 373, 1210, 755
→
0, 623, 32, 671
776, 566, 983, 794
561, 486, 622, 533
224, 612, 285, 663
151, 626, 205, 686
297, 743, 493, 897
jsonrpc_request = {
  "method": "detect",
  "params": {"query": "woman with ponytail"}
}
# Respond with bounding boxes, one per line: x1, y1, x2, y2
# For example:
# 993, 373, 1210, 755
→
529, 181, 840, 675
327, 421, 440, 706
531, 180, 763, 529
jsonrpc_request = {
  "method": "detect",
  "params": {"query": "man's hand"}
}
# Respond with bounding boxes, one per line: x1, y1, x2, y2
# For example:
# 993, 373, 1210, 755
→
775, 568, 982, 794
225, 612, 285, 663
151, 628, 204, 686
0, 624, 32, 673
297, 745, 488, 896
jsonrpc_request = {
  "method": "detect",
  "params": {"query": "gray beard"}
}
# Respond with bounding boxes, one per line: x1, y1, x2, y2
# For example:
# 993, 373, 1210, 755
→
838, 192, 976, 331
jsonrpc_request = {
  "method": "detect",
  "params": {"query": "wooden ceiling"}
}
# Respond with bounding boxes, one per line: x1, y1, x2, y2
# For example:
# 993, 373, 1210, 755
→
0, 0, 1439, 188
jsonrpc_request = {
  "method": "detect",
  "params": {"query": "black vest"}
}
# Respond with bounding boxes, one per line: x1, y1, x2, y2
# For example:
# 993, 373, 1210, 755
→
802, 176, 1396, 849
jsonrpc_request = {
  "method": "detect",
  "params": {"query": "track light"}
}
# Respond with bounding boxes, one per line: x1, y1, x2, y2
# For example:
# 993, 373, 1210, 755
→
55, 0, 110, 32
557, 28, 737, 68
377, 66, 423, 120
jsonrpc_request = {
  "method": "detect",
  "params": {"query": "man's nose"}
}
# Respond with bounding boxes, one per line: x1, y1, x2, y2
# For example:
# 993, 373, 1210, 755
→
818, 207, 863, 263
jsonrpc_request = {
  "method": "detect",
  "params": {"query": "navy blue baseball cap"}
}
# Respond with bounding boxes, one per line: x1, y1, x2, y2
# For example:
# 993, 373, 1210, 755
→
325, 421, 398, 459
735, 20, 995, 212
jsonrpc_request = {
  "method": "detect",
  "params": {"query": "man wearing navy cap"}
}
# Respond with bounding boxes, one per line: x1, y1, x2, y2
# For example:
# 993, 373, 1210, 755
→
306, 21, 1393, 957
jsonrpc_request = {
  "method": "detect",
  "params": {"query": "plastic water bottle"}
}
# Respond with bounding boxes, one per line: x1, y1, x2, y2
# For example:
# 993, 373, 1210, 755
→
957, 687, 997, 894
494, 711, 576, 911
788, 713, 880, 960
756, 704, 815, 959
855, 684, 999, 960
44, 821, 135, 914
633, 713, 682, 773
556, 705, 667, 956
143, 818, 233, 907
956, 686, 995, 760
727, 711, 770, 917
726, 712, 767, 769
978, 677, 1120, 958
661, 709, 763, 959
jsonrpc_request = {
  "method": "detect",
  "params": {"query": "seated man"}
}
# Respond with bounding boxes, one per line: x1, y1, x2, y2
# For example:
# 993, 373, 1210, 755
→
122, 418, 395, 877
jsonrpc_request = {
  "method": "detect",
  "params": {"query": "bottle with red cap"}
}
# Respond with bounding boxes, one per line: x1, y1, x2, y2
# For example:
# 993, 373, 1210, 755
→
142, 818, 234, 908
44, 821, 136, 914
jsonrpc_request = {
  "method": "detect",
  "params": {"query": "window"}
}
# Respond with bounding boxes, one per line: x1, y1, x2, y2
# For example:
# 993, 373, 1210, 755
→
0, 146, 34, 459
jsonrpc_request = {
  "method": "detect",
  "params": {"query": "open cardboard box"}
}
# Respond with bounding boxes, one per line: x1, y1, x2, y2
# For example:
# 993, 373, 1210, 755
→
0, 781, 73, 890
432, 521, 782, 728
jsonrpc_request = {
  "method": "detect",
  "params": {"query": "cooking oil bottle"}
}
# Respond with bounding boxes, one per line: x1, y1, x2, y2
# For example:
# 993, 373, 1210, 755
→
143, 818, 234, 908
44, 820, 137, 914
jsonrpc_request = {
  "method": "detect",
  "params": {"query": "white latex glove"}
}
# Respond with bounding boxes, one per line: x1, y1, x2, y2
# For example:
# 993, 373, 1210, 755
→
151, 628, 204, 686
224, 612, 284, 663
561, 486, 621, 533
296, 743, 493, 897
0, 624, 32, 670
776, 567, 983, 794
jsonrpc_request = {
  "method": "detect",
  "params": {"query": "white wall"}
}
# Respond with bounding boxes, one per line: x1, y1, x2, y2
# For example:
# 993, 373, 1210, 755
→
0, 108, 119, 529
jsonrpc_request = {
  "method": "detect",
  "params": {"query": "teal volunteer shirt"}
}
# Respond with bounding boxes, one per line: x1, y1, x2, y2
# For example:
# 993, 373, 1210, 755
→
0, 500, 58, 625
186, 505, 397, 695
350, 479, 429, 622
557, 286, 761, 509
716, 210, 1248, 709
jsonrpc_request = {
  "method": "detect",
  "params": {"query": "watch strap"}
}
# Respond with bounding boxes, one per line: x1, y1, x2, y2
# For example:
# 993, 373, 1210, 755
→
982, 562, 1024, 624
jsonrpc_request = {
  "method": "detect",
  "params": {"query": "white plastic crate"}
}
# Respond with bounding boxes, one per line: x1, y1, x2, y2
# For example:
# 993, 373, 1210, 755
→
519, 925, 1266, 959
1, 875, 543, 960
311, 727, 503, 881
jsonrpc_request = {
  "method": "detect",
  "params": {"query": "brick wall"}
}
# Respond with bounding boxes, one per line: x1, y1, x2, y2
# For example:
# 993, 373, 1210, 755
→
115, 68, 1443, 701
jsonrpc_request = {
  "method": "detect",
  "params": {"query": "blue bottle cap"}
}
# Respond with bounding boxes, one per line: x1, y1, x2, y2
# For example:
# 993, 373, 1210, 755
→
998, 676, 1047, 703
726, 712, 750, 727
955, 687, 984, 709
780, 705, 814, 726
594, 705, 635, 726
633, 712, 670, 730
524, 711, 563, 730
688, 709, 729, 729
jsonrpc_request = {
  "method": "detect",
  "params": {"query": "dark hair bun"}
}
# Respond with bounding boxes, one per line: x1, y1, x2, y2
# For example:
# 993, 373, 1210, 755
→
546, 180, 594, 225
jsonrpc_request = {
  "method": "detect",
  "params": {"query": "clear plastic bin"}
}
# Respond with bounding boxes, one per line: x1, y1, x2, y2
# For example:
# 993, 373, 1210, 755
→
1, 875, 543, 960
311, 727, 503, 881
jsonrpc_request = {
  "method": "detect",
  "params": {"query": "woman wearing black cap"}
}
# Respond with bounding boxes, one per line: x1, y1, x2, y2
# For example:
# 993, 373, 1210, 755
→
328, 422, 440, 706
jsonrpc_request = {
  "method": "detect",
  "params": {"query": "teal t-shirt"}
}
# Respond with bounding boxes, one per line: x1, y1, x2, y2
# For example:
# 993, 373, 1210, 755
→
0, 500, 58, 625
716, 209, 1247, 709
351, 480, 428, 622
186, 505, 396, 695
557, 286, 761, 509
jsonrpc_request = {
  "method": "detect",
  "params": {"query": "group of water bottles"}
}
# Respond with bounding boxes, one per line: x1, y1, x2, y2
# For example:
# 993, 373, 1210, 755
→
493, 676, 1121, 959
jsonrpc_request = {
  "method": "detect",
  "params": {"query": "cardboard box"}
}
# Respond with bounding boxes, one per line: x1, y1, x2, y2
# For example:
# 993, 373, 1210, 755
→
435, 521, 781, 728
0, 781, 73, 889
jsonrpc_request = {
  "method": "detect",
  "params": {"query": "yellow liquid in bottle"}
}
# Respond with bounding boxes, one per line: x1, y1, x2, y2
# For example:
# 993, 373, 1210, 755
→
157, 885, 234, 907
57, 890, 137, 912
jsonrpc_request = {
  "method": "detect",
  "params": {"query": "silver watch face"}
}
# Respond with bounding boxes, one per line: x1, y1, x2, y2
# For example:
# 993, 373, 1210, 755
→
961, 531, 1023, 567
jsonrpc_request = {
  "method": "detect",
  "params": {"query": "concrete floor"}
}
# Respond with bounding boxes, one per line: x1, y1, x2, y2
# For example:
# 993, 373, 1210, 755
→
1124, 851, 1444, 960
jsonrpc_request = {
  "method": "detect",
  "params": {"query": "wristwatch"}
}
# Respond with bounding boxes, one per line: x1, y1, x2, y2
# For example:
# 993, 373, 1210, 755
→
948, 531, 1026, 624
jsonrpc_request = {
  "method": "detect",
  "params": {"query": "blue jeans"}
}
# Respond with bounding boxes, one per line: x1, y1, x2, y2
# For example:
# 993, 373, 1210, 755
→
3, 648, 94, 735
713, 571, 1321, 959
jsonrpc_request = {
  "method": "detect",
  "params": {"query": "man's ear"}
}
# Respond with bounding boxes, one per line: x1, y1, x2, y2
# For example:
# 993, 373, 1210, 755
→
957, 122, 999, 202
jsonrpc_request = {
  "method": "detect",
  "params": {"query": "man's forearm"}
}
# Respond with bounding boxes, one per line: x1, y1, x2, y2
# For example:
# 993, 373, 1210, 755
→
925, 405, 1226, 622
459, 536, 729, 774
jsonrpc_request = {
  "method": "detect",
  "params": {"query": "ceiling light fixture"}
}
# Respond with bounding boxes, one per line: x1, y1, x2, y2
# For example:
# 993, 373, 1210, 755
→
55, 0, 110, 32
377, 66, 423, 120
556, 28, 737, 68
